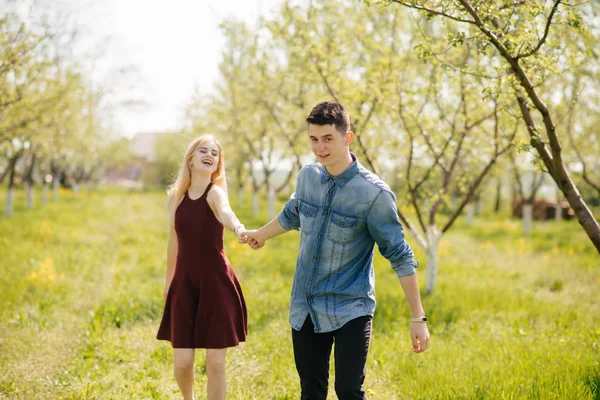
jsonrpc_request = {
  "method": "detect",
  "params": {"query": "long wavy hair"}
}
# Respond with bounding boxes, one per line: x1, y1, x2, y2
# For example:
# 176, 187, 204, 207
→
166, 134, 227, 221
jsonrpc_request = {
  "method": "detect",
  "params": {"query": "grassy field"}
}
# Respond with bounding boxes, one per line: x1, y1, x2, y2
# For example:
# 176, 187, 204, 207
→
0, 188, 599, 399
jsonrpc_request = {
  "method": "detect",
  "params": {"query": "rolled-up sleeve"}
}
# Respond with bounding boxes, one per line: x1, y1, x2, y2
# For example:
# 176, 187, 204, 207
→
367, 190, 417, 278
278, 191, 300, 231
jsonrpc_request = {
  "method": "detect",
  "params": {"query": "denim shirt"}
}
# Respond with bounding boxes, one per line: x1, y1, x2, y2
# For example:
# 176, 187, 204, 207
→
277, 154, 418, 332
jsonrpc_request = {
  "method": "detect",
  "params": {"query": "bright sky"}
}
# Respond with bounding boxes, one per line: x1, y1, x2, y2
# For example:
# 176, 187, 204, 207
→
74, 0, 282, 138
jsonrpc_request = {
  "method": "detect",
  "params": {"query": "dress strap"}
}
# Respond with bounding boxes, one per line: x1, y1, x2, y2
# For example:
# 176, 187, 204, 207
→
201, 182, 214, 198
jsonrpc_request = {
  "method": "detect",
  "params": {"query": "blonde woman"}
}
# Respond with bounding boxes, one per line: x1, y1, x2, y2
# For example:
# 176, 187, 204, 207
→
157, 134, 248, 400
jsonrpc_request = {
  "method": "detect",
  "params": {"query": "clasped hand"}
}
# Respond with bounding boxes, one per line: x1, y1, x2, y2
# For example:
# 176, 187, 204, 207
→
236, 229, 265, 250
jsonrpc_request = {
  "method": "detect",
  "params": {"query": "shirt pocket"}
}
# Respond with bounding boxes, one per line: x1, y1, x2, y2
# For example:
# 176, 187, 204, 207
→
299, 201, 319, 235
327, 211, 360, 244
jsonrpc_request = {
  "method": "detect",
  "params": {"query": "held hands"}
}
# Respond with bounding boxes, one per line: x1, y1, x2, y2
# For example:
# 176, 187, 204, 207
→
410, 321, 430, 353
235, 225, 248, 244
243, 230, 266, 250
234, 225, 265, 250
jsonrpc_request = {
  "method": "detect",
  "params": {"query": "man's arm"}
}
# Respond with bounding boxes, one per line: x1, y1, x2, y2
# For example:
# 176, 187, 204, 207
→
245, 217, 289, 249
245, 189, 300, 249
367, 189, 429, 352
367, 190, 418, 277
399, 274, 429, 353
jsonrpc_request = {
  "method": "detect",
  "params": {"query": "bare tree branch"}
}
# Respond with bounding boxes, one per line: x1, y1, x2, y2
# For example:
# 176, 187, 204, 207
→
515, 0, 562, 60
391, 0, 476, 25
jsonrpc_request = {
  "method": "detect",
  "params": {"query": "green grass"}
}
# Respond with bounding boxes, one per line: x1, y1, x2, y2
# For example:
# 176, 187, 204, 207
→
0, 187, 599, 399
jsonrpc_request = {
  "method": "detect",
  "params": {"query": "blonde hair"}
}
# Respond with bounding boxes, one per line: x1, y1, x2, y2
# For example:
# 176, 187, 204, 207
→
166, 134, 227, 221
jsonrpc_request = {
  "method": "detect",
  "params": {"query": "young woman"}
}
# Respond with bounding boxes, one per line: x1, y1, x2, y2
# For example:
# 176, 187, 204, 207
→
157, 134, 248, 400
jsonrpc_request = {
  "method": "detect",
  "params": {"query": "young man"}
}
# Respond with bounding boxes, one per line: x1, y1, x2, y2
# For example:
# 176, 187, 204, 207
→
244, 102, 429, 400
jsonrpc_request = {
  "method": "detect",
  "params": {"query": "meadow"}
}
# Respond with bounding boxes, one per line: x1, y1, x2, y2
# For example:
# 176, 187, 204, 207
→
0, 188, 598, 399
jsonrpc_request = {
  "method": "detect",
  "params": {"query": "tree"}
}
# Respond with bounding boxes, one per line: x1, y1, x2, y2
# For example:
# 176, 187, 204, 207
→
366, 0, 600, 253
264, 0, 517, 291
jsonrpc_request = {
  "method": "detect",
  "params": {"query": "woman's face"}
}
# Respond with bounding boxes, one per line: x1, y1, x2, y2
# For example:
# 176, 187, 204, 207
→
190, 140, 220, 175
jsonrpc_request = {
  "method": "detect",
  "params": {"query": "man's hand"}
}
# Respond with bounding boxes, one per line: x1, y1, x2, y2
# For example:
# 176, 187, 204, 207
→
244, 230, 266, 250
410, 322, 430, 353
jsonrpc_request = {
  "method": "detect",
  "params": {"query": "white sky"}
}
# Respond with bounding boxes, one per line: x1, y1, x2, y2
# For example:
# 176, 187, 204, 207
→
69, 0, 282, 138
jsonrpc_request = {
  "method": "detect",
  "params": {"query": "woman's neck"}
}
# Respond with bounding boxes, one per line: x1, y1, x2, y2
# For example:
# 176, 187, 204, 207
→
188, 173, 211, 192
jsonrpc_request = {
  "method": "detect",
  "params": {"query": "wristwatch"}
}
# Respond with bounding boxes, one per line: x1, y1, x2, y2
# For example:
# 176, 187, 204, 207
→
411, 317, 428, 322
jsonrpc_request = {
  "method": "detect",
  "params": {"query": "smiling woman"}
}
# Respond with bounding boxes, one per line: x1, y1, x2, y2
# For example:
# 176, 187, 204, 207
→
156, 134, 250, 400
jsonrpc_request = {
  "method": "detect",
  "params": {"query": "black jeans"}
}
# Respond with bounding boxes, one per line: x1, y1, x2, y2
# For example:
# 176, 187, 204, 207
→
292, 315, 372, 400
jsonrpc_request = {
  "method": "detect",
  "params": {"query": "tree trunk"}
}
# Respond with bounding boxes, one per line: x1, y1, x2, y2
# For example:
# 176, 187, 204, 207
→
523, 204, 533, 235
42, 184, 49, 205
555, 186, 562, 222
267, 187, 276, 220
4, 188, 14, 217
466, 202, 475, 227
26, 184, 34, 209
252, 191, 259, 217
494, 179, 502, 213
4, 151, 22, 217
475, 197, 483, 216
53, 178, 59, 200
560, 178, 600, 250
424, 226, 442, 294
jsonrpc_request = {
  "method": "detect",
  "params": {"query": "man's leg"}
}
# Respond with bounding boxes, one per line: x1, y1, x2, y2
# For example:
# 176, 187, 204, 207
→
333, 316, 373, 400
292, 315, 334, 400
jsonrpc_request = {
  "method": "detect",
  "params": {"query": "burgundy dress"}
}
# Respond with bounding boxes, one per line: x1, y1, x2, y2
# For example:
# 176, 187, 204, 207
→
157, 183, 247, 348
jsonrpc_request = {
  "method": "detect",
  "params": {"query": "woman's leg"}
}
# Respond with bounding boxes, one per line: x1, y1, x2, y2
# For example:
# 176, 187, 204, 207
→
206, 348, 227, 400
173, 348, 196, 400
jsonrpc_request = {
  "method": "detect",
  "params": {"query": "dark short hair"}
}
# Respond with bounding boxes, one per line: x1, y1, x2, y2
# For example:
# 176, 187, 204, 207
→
306, 102, 351, 134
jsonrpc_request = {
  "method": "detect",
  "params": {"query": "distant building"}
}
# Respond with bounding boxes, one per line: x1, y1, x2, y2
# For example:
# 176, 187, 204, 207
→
131, 132, 168, 161
101, 132, 167, 189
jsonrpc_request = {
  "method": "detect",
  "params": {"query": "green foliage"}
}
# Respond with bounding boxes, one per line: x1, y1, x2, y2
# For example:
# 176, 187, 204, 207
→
147, 132, 191, 187
0, 190, 598, 398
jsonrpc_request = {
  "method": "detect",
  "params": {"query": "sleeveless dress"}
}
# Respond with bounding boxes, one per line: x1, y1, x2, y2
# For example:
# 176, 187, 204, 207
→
157, 183, 248, 348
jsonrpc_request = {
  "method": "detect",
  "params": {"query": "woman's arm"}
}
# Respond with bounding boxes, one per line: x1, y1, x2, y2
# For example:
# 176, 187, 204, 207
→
164, 223, 178, 301
207, 186, 245, 236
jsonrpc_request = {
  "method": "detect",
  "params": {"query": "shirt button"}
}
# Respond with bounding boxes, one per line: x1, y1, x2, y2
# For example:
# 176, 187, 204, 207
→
312, 256, 317, 260
317, 233, 321, 238
323, 211, 327, 216
341, 221, 345, 225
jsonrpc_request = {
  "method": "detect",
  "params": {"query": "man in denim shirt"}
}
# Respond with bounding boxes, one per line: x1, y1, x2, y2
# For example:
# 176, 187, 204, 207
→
245, 102, 429, 400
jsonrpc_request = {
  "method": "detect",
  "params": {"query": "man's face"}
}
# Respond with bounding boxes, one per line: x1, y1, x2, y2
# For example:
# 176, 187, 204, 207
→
308, 124, 351, 173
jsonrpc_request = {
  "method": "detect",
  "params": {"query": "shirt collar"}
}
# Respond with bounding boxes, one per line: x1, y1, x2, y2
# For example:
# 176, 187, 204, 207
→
320, 152, 359, 188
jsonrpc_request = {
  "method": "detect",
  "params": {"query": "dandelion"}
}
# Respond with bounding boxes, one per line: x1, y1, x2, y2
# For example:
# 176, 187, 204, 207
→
40, 220, 53, 244
26, 256, 58, 287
